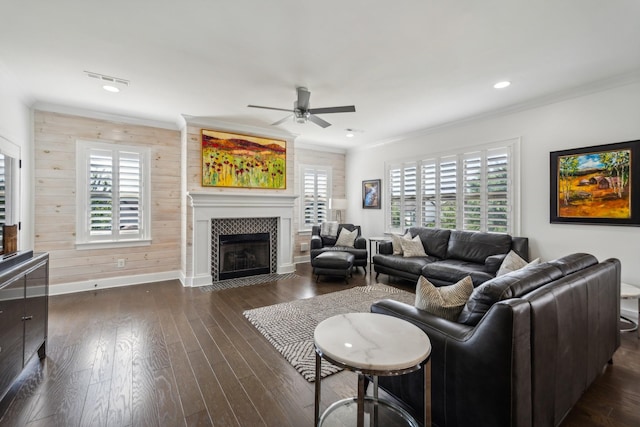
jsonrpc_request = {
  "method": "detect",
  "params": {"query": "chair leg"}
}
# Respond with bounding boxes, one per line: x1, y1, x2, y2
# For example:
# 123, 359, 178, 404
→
375, 272, 380, 280
316, 274, 320, 283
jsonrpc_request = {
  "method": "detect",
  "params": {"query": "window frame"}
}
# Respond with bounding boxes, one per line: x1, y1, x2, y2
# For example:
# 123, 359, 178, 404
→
299, 164, 332, 232
385, 138, 520, 235
75, 139, 152, 249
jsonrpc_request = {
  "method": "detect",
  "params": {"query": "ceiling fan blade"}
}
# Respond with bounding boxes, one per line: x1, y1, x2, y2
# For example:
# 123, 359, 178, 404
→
247, 105, 293, 113
308, 114, 331, 128
271, 115, 292, 126
297, 87, 311, 110
308, 105, 356, 115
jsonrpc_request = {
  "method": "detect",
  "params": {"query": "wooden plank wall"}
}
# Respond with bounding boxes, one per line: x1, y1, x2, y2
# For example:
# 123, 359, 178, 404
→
293, 147, 346, 260
34, 111, 182, 287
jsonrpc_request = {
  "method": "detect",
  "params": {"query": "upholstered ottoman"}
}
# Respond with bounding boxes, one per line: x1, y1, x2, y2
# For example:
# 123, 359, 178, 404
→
312, 251, 355, 283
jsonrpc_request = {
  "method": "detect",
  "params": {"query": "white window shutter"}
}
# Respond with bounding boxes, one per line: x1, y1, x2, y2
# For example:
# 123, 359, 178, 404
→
439, 158, 457, 229
301, 166, 331, 228
486, 148, 510, 233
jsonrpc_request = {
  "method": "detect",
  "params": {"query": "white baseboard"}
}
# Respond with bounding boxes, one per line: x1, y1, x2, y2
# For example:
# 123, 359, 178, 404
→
49, 270, 182, 296
294, 255, 310, 264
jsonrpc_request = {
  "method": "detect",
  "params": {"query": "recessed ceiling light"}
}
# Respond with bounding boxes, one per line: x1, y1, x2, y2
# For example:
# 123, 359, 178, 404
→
345, 128, 356, 138
85, 71, 130, 93
102, 85, 120, 93
494, 81, 511, 89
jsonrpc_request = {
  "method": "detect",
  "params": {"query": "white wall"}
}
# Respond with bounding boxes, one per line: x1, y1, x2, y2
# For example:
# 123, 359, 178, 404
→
346, 80, 640, 318
0, 63, 33, 251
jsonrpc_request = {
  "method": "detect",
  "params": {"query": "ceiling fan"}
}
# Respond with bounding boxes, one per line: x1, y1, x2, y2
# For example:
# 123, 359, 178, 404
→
248, 87, 356, 128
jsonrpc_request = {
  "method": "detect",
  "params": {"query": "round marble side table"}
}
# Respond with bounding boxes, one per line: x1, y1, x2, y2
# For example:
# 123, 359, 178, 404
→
314, 312, 432, 427
621, 282, 640, 338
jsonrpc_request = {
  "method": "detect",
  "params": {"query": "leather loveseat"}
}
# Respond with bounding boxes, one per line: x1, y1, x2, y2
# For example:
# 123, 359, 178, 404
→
373, 227, 529, 286
370, 253, 621, 427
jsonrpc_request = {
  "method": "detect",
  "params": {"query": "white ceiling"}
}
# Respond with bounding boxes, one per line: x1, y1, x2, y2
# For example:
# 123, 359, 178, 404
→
1, 0, 639, 150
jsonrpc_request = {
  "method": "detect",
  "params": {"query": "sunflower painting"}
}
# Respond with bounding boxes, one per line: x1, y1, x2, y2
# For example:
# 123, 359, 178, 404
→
201, 129, 286, 189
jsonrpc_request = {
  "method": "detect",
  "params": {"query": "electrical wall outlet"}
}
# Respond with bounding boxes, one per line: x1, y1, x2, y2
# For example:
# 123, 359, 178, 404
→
300, 242, 309, 252
117, 259, 125, 268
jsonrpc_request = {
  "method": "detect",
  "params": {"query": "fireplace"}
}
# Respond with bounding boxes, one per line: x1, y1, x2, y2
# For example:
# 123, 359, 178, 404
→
219, 233, 270, 280
185, 192, 297, 287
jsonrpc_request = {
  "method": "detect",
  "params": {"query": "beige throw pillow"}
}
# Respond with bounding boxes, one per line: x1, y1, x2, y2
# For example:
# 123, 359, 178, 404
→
401, 235, 427, 257
335, 228, 357, 247
497, 250, 540, 276
391, 232, 412, 255
414, 275, 474, 321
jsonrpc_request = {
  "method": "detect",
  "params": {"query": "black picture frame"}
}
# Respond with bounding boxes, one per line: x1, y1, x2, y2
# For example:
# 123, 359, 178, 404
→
362, 179, 381, 209
550, 139, 640, 226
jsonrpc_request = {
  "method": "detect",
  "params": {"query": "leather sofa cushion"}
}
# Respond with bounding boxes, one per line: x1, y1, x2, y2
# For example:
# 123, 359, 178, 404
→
373, 254, 434, 276
447, 230, 512, 264
457, 263, 563, 326
422, 259, 494, 287
408, 227, 450, 259
548, 252, 598, 276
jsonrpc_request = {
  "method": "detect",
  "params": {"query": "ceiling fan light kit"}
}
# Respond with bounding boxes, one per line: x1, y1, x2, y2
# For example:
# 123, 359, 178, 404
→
248, 87, 356, 128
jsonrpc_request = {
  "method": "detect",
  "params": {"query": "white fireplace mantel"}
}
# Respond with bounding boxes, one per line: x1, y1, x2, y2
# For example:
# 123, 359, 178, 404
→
185, 192, 298, 287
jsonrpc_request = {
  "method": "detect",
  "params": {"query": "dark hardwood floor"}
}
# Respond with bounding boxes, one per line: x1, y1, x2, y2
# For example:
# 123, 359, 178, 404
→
1, 262, 639, 426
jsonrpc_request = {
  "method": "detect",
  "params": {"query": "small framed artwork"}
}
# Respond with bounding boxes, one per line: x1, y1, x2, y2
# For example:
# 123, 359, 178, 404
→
201, 129, 286, 189
362, 179, 381, 209
550, 139, 640, 225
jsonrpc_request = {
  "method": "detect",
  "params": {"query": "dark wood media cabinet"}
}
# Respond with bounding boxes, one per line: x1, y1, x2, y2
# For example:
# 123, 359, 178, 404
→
0, 251, 49, 404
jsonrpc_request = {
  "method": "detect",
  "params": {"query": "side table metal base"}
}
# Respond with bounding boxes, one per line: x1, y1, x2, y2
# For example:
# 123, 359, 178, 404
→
318, 396, 419, 427
620, 315, 638, 333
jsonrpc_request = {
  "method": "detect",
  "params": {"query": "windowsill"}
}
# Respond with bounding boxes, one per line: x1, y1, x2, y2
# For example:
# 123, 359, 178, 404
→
298, 230, 312, 235
75, 239, 152, 250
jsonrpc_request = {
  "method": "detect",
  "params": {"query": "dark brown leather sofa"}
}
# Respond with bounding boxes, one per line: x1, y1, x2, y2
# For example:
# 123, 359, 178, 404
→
370, 253, 621, 427
373, 227, 529, 286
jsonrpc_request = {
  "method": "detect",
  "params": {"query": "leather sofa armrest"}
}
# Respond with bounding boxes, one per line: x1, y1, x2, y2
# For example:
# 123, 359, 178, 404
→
371, 299, 473, 340
485, 253, 507, 274
378, 241, 393, 255
310, 234, 323, 250
354, 236, 367, 250
372, 298, 533, 427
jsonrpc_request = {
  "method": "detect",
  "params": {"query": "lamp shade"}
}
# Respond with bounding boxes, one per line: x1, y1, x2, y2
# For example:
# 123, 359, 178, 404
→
330, 198, 348, 210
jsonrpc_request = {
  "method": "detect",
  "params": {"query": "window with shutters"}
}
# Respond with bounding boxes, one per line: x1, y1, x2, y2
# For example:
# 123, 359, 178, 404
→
76, 140, 151, 248
0, 154, 6, 231
300, 165, 331, 230
0, 138, 19, 251
386, 140, 517, 234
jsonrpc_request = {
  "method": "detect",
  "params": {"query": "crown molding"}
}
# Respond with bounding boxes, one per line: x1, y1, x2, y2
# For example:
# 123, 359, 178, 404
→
33, 102, 180, 130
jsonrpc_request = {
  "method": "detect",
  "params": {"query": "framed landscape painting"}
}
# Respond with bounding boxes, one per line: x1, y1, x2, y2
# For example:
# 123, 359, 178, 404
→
362, 179, 381, 209
201, 129, 286, 189
550, 140, 640, 225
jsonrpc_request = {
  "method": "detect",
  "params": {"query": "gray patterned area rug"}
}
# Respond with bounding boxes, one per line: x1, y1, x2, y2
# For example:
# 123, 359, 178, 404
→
200, 273, 301, 292
243, 283, 415, 382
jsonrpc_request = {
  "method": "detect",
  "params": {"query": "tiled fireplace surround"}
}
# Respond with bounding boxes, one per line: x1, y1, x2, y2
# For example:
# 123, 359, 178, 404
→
185, 192, 297, 287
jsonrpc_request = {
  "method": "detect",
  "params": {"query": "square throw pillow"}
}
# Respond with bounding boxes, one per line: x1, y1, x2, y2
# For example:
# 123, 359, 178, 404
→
335, 227, 357, 247
497, 250, 541, 276
401, 235, 428, 258
391, 231, 412, 255
414, 275, 473, 321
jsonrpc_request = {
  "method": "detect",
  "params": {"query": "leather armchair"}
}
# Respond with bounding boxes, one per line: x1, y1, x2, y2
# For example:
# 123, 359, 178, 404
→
310, 224, 368, 272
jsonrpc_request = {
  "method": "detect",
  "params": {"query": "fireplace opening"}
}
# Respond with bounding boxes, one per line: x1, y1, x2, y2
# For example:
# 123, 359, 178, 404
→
219, 232, 270, 280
